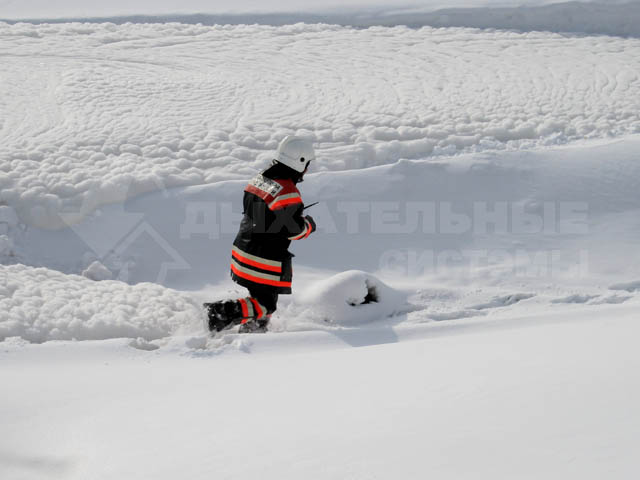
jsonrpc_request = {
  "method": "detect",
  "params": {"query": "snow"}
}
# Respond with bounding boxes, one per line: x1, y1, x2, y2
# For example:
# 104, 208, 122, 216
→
2, 134, 640, 345
9, 134, 640, 291
2, 5, 640, 479
3, 131, 640, 348
2, 22, 640, 228
0, 265, 409, 343
275, 270, 410, 330
2, 302, 640, 479
609, 279, 640, 292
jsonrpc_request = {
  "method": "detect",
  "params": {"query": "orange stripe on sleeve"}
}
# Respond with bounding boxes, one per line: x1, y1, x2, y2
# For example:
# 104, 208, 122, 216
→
269, 196, 303, 210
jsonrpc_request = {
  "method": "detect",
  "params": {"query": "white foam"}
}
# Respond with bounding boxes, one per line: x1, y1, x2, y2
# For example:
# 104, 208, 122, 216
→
0, 264, 202, 342
2, 22, 640, 228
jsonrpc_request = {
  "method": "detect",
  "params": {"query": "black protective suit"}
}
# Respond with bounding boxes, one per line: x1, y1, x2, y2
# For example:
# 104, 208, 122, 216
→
205, 163, 315, 332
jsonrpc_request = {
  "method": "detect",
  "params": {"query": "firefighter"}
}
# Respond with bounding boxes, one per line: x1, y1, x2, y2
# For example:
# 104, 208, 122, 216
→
204, 136, 317, 333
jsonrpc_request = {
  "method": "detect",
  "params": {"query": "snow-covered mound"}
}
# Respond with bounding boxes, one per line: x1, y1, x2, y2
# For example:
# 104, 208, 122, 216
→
275, 270, 408, 329
2, 22, 640, 228
0, 264, 202, 343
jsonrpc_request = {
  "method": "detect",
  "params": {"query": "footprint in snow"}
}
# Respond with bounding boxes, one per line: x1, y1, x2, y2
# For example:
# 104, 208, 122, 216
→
128, 337, 160, 351
588, 294, 632, 305
469, 293, 536, 310
427, 310, 488, 322
551, 294, 599, 304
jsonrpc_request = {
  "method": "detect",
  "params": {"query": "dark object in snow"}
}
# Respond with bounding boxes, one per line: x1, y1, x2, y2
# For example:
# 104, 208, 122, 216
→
348, 282, 379, 306
203, 286, 275, 333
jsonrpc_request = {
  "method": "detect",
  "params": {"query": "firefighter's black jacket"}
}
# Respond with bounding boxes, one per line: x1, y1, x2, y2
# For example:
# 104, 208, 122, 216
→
230, 163, 315, 294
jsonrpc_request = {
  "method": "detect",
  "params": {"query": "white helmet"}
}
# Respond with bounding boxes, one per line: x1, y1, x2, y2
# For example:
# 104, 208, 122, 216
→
275, 136, 315, 173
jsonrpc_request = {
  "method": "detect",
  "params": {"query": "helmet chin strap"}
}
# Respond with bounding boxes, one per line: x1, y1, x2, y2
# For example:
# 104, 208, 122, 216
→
297, 161, 311, 183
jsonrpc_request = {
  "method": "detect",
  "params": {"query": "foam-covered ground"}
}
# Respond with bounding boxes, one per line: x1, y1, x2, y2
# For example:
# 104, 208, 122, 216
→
2, 22, 640, 227
0, 264, 201, 343
4, 130, 639, 479
2, 9, 640, 478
